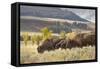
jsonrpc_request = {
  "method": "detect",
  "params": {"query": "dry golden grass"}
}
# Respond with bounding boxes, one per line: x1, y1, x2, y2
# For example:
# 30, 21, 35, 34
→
20, 41, 95, 64
66, 32, 77, 40
20, 32, 95, 64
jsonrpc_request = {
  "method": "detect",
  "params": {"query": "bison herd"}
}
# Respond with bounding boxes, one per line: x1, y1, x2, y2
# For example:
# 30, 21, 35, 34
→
37, 32, 95, 53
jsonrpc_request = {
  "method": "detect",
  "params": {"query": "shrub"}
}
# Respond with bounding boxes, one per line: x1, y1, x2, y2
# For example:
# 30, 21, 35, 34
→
22, 32, 29, 46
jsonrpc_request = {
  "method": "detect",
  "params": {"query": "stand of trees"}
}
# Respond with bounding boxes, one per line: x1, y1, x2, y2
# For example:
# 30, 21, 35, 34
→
21, 27, 53, 46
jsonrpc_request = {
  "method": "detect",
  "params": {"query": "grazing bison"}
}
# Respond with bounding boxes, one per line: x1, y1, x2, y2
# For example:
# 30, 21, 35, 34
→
37, 39, 55, 53
37, 32, 95, 53
37, 38, 68, 53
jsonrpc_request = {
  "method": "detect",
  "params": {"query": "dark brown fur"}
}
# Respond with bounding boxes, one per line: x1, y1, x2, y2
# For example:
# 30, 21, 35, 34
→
37, 33, 95, 53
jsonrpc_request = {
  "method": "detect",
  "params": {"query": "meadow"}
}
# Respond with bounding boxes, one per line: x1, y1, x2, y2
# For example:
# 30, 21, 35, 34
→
20, 41, 95, 64
20, 30, 95, 64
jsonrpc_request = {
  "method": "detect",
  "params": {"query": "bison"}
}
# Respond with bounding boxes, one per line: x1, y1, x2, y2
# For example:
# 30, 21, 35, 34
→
37, 32, 95, 53
37, 39, 55, 53
37, 38, 68, 53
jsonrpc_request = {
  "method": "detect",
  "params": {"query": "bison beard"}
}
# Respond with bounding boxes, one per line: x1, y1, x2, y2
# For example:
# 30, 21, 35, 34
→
37, 33, 95, 53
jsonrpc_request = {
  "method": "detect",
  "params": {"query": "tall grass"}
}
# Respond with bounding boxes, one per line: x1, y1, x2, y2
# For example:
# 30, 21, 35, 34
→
20, 43, 95, 64
20, 31, 95, 64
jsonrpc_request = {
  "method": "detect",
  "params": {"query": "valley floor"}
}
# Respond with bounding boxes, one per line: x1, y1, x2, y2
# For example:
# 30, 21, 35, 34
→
20, 41, 95, 64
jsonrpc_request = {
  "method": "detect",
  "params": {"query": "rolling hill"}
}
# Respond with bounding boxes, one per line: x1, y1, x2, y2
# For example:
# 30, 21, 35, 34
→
20, 6, 89, 22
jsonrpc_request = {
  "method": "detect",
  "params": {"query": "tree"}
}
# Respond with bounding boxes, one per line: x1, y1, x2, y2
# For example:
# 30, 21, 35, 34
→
22, 32, 29, 46
41, 27, 52, 40
35, 35, 43, 46
31, 35, 36, 45
31, 35, 43, 46
59, 31, 66, 39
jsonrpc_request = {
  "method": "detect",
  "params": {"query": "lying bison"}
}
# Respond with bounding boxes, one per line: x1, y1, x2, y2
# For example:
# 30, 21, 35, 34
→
75, 32, 95, 47
37, 32, 95, 53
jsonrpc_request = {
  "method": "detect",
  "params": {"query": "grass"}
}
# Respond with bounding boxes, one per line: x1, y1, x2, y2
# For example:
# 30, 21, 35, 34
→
20, 41, 95, 64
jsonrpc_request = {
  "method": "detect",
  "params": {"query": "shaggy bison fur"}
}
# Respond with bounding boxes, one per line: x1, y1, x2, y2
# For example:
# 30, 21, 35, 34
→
37, 32, 95, 53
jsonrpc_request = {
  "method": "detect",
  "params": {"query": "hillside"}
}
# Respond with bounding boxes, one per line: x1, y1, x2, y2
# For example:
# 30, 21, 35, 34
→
20, 6, 89, 22
20, 17, 94, 33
